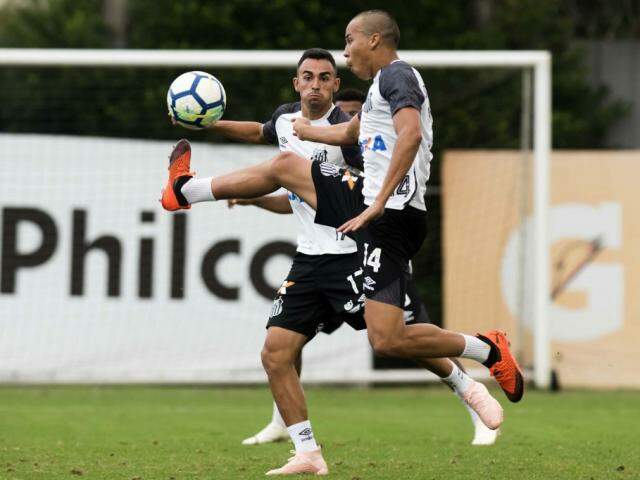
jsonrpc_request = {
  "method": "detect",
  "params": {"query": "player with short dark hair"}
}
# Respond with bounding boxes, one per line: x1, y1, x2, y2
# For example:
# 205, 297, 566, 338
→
334, 88, 367, 117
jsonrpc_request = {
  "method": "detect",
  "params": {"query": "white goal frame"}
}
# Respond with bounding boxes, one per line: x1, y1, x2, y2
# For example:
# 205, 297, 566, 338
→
0, 49, 551, 388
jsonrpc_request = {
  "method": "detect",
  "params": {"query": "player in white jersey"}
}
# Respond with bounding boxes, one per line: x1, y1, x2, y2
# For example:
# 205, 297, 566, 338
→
227, 84, 497, 449
160, 28, 522, 471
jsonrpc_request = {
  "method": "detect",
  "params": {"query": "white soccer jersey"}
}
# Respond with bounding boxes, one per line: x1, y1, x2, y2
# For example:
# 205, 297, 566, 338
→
263, 103, 363, 255
359, 60, 433, 211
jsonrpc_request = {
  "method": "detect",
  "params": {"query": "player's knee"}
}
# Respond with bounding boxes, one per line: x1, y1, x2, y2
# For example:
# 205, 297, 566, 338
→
369, 336, 400, 358
269, 151, 298, 180
261, 346, 288, 376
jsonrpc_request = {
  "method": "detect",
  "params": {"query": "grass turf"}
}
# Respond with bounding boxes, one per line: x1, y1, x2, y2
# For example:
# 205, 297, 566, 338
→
0, 386, 638, 479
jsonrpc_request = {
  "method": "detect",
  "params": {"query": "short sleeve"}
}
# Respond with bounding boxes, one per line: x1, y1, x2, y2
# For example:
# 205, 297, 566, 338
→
327, 106, 364, 171
378, 63, 425, 116
262, 102, 301, 146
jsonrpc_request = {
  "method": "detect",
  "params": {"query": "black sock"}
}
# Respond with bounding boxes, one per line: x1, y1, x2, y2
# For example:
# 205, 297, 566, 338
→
477, 334, 501, 368
173, 175, 193, 206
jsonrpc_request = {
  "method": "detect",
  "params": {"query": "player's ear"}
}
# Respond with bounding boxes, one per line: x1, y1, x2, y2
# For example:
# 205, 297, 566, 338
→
292, 76, 300, 93
333, 76, 341, 93
369, 32, 381, 50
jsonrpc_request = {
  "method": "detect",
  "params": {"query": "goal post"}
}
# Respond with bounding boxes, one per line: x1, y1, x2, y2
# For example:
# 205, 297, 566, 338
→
0, 49, 551, 387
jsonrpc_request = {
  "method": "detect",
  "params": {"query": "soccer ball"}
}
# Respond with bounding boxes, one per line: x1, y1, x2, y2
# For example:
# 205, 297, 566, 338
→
167, 71, 226, 130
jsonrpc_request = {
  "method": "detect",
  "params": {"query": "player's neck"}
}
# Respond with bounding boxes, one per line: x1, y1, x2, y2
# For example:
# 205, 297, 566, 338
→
302, 102, 332, 120
371, 50, 400, 78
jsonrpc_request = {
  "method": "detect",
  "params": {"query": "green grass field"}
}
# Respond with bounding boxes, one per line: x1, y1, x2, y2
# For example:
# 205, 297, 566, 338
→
1, 386, 638, 479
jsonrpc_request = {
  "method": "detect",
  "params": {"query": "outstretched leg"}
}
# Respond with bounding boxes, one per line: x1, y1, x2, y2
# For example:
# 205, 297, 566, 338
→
160, 140, 317, 210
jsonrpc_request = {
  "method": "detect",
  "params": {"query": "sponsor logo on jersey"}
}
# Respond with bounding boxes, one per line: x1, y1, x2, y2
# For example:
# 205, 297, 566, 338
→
359, 135, 387, 153
363, 276, 377, 291
277, 280, 295, 295
270, 297, 283, 318
341, 170, 359, 190
316, 322, 325, 333
319, 163, 340, 177
279, 136, 288, 145
311, 147, 328, 164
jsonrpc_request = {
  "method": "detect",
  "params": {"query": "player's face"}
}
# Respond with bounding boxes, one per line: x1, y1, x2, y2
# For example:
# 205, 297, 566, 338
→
344, 19, 373, 80
335, 100, 363, 117
293, 59, 339, 111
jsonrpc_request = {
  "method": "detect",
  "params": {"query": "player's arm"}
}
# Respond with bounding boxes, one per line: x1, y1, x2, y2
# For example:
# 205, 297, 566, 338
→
207, 103, 300, 145
337, 108, 420, 233
375, 107, 422, 205
207, 120, 266, 144
292, 113, 360, 146
228, 194, 293, 214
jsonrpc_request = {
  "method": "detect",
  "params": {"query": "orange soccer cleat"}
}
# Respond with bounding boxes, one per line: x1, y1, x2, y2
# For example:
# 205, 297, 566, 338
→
160, 138, 194, 211
478, 330, 524, 403
265, 448, 328, 476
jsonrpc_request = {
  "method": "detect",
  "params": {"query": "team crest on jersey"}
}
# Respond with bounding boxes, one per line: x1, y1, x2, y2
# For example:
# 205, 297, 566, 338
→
319, 163, 340, 177
279, 136, 288, 145
311, 147, 328, 163
341, 170, 359, 191
343, 300, 362, 314
359, 135, 387, 153
270, 297, 283, 318
278, 280, 295, 295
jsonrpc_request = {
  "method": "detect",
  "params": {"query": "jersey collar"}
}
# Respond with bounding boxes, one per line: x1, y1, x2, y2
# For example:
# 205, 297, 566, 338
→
373, 59, 404, 83
309, 104, 336, 124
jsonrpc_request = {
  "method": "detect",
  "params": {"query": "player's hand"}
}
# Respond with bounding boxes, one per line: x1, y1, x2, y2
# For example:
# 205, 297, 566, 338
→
337, 201, 385, 234
291, 117, 311, 140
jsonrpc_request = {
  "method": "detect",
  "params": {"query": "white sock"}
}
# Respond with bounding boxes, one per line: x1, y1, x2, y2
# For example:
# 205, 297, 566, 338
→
460, 334, 490, 363
271, 401, 286, 428
442, 363, 474, 395
287, 420, 319, 453
180, 177, 215, 203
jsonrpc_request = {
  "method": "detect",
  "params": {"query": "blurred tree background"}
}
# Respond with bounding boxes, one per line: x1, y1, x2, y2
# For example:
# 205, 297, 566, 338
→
0, 0, 632, 325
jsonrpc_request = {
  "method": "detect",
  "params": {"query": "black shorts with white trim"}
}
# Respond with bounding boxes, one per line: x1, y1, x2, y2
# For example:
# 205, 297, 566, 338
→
311, 161, 427, 308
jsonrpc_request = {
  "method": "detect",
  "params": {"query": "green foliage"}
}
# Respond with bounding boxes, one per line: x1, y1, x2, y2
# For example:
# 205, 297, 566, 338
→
0, 0, 109, 47
0, 0, 628, 148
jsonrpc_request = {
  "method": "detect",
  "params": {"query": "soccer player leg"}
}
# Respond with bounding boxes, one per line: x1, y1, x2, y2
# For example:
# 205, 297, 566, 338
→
404, 279, 500, 442
261, 326, 328, 476
263, 267, 328, 475
161, 141, 318, 210
211, 150, 316, 204
360, 238, 523, 402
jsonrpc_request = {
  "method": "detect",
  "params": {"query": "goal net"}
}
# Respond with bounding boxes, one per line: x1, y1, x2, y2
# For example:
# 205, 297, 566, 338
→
0, 49, 551, 386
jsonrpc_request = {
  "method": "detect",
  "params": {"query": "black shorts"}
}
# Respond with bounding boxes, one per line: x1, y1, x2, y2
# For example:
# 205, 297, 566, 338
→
311, 161, 428, 308
266, 252, 366, 339
266, 252, 431, 339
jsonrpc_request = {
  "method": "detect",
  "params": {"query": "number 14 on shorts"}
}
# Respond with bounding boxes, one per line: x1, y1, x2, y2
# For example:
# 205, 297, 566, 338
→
363, 243, 382, 273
